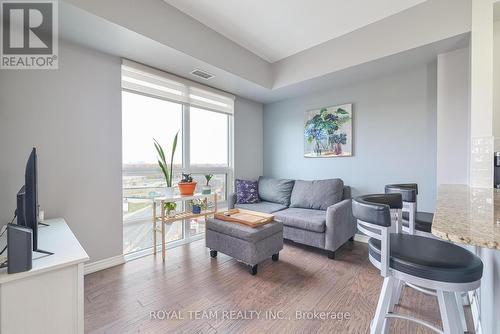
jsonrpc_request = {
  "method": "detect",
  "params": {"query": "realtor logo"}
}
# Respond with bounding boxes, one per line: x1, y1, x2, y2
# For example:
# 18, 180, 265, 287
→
1, 0, 58, 69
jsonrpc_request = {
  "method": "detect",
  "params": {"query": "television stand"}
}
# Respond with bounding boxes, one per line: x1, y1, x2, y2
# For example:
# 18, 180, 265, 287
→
0, 219, 88, 334
34, 249, 54, 256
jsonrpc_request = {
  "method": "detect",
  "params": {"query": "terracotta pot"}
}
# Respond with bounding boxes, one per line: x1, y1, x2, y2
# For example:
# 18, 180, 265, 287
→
334, 143, 342, 155
178, 181, 197, 195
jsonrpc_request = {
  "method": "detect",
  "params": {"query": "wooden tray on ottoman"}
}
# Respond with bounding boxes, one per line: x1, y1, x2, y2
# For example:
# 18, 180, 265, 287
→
214, 209, 274, 228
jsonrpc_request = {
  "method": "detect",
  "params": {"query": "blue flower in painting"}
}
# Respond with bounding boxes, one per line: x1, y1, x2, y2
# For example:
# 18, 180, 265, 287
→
304, 123, 327, 141
324, 113, 338, 123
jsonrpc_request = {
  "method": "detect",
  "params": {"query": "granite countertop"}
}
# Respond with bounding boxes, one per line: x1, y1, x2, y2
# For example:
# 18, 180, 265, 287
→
432, 184, 500, 250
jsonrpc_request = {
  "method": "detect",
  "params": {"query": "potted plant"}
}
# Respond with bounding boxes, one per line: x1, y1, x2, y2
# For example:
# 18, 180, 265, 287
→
330, 133, 347, 155
191, 198, 207, 214
163, 201, 177, 218
153, 131, 179, 198
178, 173, 197, 195
202, 174, 213, 194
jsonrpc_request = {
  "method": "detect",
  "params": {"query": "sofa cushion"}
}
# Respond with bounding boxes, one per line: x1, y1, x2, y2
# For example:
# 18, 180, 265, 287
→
235, 179, 260, 204
274, 208, 326, 233
290, 179, 344, 210
258, 176, 295, 206
235, 201, 287, 214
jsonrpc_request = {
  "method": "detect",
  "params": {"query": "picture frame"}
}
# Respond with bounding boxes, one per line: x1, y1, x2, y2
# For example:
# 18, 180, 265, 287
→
304, 103, 353, 158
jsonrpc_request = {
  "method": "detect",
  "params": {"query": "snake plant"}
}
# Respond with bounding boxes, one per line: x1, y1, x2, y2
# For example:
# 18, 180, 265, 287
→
153, 130, 179, 187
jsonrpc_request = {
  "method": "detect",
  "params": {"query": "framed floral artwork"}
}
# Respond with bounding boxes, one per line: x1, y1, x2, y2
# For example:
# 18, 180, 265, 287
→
304, 104, 352, 157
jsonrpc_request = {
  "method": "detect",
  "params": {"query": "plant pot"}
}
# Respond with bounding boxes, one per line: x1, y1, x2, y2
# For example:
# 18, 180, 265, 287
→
164, 186, 175, 198
192, 205, 201, 214
178, 181, 197, 195
333, 143, 342, 155
202, 185, 212, 195
167, 210, 176, 218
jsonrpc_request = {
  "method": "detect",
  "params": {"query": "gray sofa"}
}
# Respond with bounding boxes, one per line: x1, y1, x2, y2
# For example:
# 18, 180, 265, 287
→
229, 177, 356, 259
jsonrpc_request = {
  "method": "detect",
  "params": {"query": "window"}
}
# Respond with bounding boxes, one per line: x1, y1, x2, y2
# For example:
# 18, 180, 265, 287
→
122, 92, 184, 254
122, 92, 183, 167
121, 60, 234, 256
190, 107, 229, 167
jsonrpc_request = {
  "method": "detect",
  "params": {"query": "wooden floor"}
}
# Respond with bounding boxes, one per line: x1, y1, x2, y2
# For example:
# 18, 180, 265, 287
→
85, 239, 473, 334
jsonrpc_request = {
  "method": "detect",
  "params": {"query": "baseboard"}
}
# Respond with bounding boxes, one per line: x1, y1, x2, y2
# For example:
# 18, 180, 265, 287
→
84, 254, 125, 275
353, 233, 369, 243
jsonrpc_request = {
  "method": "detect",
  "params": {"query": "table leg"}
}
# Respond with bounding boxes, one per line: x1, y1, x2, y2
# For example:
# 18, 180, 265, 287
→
204, 198, 208, 221
214, 194, 218, 213
153, 201, 157, 255
161, 202, 166, 262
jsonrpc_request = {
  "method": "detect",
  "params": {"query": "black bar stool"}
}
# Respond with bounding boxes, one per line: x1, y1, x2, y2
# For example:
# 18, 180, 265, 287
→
385, 183, 433, 236
353, 194, 483, 334
385, 184, 469, 331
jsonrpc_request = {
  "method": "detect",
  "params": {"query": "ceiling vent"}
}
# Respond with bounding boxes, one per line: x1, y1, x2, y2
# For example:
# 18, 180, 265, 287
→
190, 69, 214, 80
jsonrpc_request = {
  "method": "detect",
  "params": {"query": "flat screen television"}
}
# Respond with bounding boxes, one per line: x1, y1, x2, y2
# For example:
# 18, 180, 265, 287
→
16, 148, 52, 255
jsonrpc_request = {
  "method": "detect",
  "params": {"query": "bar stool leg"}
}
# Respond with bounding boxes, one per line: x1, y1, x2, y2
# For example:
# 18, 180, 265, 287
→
437, 290, 462, 334
371, 277, 396, 334
393, 280, 404, 306
388, 279, 402, 311
382, 279, 403, 334
462, 291, 471, 306
455, 292, 467, 333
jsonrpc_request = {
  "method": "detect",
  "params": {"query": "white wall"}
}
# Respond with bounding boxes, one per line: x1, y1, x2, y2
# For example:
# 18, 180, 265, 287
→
436, 47, 470, 185
468, 0, 495, 188
234, 98, 263, 180
0, 41, 123, 263
494, 19, 500, 150
264, 64, 437, 212
470, 0, 494, 138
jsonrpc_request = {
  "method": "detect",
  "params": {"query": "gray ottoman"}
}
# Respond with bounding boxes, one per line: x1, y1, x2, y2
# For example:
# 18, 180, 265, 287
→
206, 218, 283, 275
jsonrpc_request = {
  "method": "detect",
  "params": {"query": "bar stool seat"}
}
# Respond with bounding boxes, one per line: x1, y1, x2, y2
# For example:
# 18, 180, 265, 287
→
368, 234, 483, 283
401, 211, 433, 233
354, 193, 482, 334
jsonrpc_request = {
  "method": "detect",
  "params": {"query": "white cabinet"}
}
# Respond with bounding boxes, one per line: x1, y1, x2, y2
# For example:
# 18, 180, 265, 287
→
0, 219, 88, 334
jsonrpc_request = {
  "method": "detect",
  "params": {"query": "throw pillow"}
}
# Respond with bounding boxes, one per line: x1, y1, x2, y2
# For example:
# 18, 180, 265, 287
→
235, 179, 260, 204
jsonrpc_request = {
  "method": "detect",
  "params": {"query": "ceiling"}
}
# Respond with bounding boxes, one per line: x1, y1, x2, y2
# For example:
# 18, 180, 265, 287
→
60, 0, 470, 103
163, 0, 427, 63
